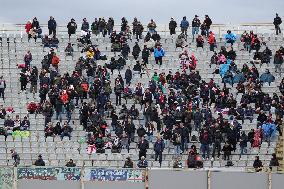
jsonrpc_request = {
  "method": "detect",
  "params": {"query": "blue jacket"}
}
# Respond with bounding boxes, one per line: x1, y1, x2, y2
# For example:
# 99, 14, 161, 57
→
180, 20, 189, 29
225, 33, 236, 42
48, 19, 57, 29
220, 60, 231, 78
233, 73, 246, 83
154, 48, 165, 58
260, 72, 275, 83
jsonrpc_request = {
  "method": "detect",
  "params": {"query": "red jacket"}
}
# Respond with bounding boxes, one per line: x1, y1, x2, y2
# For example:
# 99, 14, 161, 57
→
25, 23, 32, 34
208, 33, 216, 44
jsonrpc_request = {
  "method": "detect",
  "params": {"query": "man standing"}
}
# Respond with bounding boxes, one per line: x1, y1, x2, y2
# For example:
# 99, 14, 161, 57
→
204, 15, 212, 37
180, 16, 189, 37
192, 15, 201, 42
0, 76, 6, 101
48, 16, 57, 37
274, 13, 282, 35
67, 18, 77, 40
138, 136, 149, 160
154, 135, 165, 167
169, 17, 177, 35
10, 149, 20, 167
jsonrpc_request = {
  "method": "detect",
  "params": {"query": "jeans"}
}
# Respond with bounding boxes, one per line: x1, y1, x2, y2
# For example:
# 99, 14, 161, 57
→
149, 29, 155, 34
181, 139, 188, 152
49, 28, 56, 37
0, 88, 4, 100
275, 25, 281, 35
240, 147, 247, 155
155, 151, 163, 164
66, 111, 72, 124
201, 144, 210, 159
147, 134, 153, 142
275, 64, 282, 75
56, 111, 62, 122
175, 145, 182, 155
155, 57, 163, 65
115, 93, 121, 106
209, 44, 215, 51
192, 27, 199, 41
164, 139, 169, 148
212, 143, 221, 158
61, 132, 71, 140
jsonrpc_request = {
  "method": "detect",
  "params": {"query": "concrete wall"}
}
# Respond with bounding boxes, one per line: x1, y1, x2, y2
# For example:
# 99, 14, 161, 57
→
271, 173, 284, 189
210, 171, 268, 189
148, 169, 208, 189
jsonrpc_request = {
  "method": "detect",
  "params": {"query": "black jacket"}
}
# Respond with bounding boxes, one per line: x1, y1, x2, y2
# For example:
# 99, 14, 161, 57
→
35, 158, 45, 166
138, 139, 149, 151
48, 19, 57, 30
169, 20, 177, 29
67, 21, 77, 34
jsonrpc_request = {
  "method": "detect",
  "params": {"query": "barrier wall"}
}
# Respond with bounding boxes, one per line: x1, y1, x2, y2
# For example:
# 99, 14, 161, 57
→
210, 171, 268, 189
2, 166, 283, 189
148, 169, 207, 189
271, 173, 284, 189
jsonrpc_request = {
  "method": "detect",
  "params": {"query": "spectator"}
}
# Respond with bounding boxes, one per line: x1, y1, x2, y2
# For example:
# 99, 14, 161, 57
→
273, 13, 282, 35
187, 147, 197, 168
222, 142, 233, 160
192, 15, 201, 41
107, 17, 114, 35
10, 149, 20, 167
123, 157, 134, 168
138, 136, 149, 160
0, 105, 6, 119
225, 30, 236, 45
274, 50, 283, 75
0, 76, 6, 101
169, 17, 177, 35
204, 15, 212, 37
60, 122, 73, 140
147, 19, 156, 34
196, 35, 204, 48
142, 45, 150, 65
48, 16, 57, 37
154, 45, 165, 66
25, 20, 32, 35
114, 78, 123, 106
132, 42, 141, 60
20, 116, 30, 131
67, 18, 77, 40
180, 16, 189, 36
154, 135, 165, 167
66, 159, 76, 167
24, 51, 32, 68
81, 18, 90, 33
34, 155, 45, 166
253, 155, 263, 172
269, 153, 279, 170
137, 156, 148, 168
45, 122, 55, 138
239, 131, 247, 156
208, 31, 216, 51
65, 43, 74, 56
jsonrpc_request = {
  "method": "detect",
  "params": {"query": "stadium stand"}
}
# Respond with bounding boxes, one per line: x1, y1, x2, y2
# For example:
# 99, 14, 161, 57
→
0, 16, 283, 171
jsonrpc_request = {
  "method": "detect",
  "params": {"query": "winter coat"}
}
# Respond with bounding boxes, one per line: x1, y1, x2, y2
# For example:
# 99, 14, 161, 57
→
154, 48, 165, 58
48, 19, 57, 30
180, 20, 189, 29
